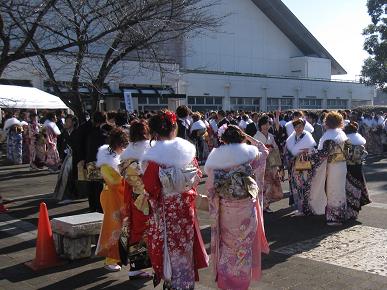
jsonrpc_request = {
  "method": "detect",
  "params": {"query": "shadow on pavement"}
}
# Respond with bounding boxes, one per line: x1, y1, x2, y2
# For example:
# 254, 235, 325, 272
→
0, 257, 103, 282
37, 267, 113, 290
0, 257, 153, 290
107, 278, 154, 290
0, 170, 54, 182
364, 154, 386, 165
0, 239, 35, 255
265, 206, 361, 250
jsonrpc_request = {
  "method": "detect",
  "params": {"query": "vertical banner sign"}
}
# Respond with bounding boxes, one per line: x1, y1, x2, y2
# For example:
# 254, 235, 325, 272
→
123, 90, 134, 113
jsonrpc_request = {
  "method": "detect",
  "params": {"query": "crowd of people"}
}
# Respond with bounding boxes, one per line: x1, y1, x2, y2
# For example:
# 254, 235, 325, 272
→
1, 105, 385, 289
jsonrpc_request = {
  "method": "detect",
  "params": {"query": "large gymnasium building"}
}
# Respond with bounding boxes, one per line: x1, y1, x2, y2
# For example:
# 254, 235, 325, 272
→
2, 0, 374, 112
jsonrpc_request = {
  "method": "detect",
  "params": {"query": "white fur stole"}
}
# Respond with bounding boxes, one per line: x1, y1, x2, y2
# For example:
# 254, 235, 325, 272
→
141, 137, 196, 168
318, 128, 348, 150
96, 145, 121, 171
204, 143, 259, 173
347, 133, 366, 146
44, 120, 61, 135
190, 120, 207, 133
4, 117, 21, 131
286, 131, 316, 156
120, 140, 150, 161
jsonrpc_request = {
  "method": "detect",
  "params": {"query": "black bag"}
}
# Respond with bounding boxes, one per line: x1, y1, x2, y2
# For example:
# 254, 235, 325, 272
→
128, 243, 151, 271
118, 224, 129, 266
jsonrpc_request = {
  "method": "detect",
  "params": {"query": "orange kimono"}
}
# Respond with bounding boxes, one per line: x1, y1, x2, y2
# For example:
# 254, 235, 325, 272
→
95, 145, 128, 262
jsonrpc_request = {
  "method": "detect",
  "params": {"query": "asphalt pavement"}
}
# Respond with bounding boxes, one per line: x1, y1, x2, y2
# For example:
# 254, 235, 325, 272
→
1, 154, 387, 289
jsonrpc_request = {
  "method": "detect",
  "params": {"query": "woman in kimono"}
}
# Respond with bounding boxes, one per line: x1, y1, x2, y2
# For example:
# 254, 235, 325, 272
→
43, 112, 61, 172
95, 128, 129, 271
5, 120, 23, 165
119, 120, 151, 278
344, 122, 371, 219
205, 125, 269, 290
28, 113, 45, 170
362, 113, 383, 154
21, 120, 30, 164
285, 119, 316, 216
141, 110, 208, 290
254, 115, 283, 212
318, 112, 349, 225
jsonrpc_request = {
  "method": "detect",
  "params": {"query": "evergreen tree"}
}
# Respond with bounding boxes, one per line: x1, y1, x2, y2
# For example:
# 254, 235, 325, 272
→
361, 0, 387, 91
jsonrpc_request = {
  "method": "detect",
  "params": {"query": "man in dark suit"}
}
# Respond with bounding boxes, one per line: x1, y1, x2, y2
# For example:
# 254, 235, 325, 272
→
217, 110, 230, 128
308, 112, 323, 145
83, 112, 112, 212
176, 105, 191, 140
245, 112, 260, 137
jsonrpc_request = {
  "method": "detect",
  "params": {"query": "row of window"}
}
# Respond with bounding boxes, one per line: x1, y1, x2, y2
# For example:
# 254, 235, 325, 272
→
327, 99, 348, 109
299, 98, 322, 109
230, 97, 260, 106
137, 96, 168, 105
267, 98, 294, 112
188, 96, 223, 105
117, 95, 349, 111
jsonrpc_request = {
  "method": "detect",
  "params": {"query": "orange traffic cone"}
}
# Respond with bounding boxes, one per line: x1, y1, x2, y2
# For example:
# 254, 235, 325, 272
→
25, 202, 63, 271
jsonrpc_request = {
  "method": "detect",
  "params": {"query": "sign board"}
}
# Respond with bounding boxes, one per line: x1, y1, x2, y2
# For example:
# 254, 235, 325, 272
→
123, 90, 134, 113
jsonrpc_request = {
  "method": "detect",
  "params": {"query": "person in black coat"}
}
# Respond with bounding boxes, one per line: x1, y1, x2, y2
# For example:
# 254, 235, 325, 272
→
58, 115, 79, 199
58, 115, 78, 161
55, 109, 65, 134
217, 110, 230, 128
84, 112, 113, 212
176, 105, 191, 140
307, 112, 323, 146
245, 112, 260, 137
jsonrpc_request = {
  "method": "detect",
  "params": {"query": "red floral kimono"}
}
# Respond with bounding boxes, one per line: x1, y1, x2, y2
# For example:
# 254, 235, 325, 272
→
141, 137, 209, 289
119, 141, 151, 268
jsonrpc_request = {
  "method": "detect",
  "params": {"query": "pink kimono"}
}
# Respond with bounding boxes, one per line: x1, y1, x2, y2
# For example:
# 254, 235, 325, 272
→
43, 121, 61, 170
205, 142, 270, 290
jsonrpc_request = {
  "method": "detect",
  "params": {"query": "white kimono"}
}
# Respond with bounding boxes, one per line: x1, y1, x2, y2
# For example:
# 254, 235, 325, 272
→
319, 129, 348, 222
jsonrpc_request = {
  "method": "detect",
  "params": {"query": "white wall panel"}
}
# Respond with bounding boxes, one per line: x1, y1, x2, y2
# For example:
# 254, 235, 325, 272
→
183, 0, 303, 75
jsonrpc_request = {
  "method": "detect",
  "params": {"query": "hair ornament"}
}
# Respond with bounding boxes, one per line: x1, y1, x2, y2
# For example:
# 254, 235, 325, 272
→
163, 111, 177, 125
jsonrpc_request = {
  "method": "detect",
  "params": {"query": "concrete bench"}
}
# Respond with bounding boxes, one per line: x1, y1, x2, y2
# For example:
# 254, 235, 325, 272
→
51, 212, 103, 260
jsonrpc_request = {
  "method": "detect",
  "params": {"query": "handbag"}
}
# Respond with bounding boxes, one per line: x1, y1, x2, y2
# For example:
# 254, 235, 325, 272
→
267, 148, 282, 168
128, 243, 151, 271
119, 223, 129, 266
294, 154, 312, 171
86, 161, 102, 180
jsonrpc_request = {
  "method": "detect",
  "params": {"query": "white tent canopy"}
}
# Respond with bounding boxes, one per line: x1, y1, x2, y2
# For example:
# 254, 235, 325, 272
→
0, 85, 68, 109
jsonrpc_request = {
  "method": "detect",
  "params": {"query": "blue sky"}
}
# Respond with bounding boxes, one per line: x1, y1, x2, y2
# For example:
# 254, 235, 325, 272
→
281, 0, 370, 80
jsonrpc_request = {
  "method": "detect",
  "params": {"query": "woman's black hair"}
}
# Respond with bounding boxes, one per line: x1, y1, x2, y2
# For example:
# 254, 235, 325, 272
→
221, 125, 245, 144
344, 122, 359, 134
148, 110, 177, 140
129, 119, 149, 143
108, 127, 129, 153
258, 114, 270, 130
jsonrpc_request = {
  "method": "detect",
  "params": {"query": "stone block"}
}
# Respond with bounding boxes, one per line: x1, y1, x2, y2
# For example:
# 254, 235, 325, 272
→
63, 236, 92, 260
51, 212, 103, 260
53, 233, 64, 255
51, 212, 103, 238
